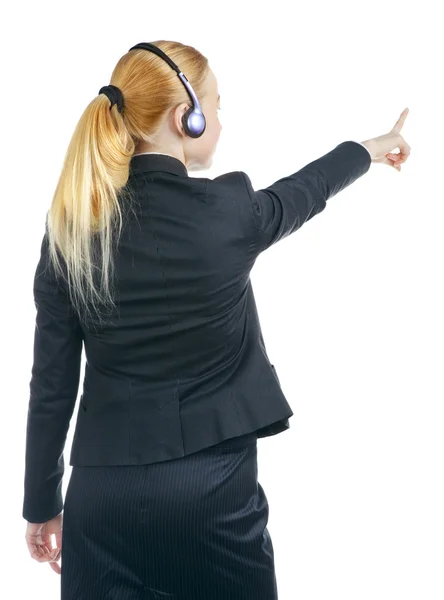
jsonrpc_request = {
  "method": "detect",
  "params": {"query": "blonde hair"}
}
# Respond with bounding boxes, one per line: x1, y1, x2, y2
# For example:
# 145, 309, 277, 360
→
45, 40, 209, 328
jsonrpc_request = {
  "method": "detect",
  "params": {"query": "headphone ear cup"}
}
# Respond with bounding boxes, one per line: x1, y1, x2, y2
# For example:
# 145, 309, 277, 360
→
182, 107, 206, 139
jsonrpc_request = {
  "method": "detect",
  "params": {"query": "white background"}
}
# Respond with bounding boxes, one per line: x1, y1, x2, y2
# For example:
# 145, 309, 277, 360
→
2, 1, 443, 598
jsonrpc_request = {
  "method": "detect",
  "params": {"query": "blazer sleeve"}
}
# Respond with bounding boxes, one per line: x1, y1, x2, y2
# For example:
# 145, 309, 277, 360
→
239, 140, 372, 254
22, 232, 83, 523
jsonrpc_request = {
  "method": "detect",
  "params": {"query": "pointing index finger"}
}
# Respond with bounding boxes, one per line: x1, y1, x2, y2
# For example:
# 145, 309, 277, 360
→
392, 107, 409, 133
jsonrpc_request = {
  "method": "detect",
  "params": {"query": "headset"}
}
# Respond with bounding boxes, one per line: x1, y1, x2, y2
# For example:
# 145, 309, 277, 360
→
128, 42, 206, 139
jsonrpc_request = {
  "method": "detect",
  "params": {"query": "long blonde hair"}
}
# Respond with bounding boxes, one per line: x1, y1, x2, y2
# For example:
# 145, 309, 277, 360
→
45, 40, 209, 327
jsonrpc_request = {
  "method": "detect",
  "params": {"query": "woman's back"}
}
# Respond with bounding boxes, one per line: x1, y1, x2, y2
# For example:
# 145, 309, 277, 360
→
71, 151, 295, 468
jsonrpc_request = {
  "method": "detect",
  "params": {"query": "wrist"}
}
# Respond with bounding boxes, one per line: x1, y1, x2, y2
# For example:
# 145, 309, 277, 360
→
360, 140, 377, 160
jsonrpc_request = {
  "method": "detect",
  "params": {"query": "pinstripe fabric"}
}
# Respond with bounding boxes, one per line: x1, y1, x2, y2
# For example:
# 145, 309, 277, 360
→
60, 430, 278, 599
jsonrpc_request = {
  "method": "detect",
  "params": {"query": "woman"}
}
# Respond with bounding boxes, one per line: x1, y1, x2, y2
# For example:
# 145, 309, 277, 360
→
23, 40, 410, 599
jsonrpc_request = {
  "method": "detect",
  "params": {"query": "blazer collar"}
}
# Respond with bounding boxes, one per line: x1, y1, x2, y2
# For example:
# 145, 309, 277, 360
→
129, 152, 189, 178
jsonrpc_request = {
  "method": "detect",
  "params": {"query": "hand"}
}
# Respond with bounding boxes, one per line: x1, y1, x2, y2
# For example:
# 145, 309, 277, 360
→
25, 511, 63, 574
361, 107, 411, 172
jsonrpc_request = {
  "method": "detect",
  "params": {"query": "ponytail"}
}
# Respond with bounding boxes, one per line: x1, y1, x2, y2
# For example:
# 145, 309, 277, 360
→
46, 91, 135, 328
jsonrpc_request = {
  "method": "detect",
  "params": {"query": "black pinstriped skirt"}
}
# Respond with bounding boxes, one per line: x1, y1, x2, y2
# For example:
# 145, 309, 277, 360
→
60, 430, 279, 599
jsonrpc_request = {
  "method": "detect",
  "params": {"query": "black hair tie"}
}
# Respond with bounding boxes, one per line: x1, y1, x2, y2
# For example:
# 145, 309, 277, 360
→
98, 84, 124, 114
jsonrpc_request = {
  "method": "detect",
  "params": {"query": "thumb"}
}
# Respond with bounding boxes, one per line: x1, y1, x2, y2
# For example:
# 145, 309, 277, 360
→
373, 153, 401, 170
55, 530, 63, 551
50, 547, 61, 561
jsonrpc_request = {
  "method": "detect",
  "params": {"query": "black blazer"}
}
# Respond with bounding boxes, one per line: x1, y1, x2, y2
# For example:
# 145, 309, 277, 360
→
22, 141, 371, 522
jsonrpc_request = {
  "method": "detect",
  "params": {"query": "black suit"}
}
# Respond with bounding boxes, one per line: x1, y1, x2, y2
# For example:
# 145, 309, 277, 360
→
22, 141, 371, 524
